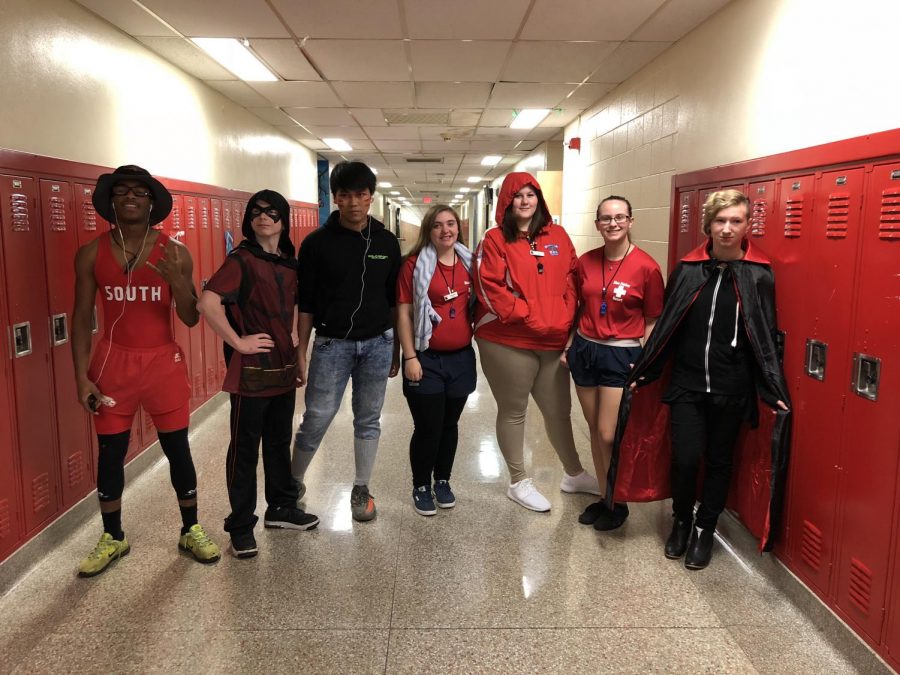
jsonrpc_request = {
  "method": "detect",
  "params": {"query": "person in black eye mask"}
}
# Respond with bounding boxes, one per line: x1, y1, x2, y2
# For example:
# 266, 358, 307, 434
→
199, 189, 319, 559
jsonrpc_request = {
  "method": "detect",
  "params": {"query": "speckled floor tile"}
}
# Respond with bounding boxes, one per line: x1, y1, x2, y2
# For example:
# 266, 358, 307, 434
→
386, 627, 758, 674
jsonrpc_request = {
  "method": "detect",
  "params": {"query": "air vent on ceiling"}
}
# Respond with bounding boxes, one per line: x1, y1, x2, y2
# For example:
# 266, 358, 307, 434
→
384, 111, 451, 125
406, 158, 443, 163
414, 179, 444, 184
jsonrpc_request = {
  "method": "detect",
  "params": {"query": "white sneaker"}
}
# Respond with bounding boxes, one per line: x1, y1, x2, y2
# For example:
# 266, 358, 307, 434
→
559, 470, 602, 496
507, 478, 551, 512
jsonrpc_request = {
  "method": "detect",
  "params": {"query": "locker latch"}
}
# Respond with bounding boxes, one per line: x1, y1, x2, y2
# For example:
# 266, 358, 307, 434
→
51, 313, 68, 346
805, 339, 827, 381
12, 322, 32, 358
852, 353, 881, 401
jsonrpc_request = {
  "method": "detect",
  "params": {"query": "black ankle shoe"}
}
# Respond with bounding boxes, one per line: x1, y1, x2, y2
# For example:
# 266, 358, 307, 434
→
593, 503, 629, 531
684, 526, 715, 570
578, 500, 608, 525
664, 518, 692, 559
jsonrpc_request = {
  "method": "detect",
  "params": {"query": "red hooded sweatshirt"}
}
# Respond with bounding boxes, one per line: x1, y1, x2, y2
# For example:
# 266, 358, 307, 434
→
473, 172, 577, 350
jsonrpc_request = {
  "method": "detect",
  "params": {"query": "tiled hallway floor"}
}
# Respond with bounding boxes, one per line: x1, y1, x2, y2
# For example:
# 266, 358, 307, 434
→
0, 362, 890, 673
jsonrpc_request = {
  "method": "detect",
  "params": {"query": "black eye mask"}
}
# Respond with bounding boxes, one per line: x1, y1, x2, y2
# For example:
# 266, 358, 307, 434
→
250, 205, 281, 223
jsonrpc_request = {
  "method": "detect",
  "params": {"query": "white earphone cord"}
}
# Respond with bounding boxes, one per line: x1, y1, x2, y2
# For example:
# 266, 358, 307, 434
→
342, 215, 372, 340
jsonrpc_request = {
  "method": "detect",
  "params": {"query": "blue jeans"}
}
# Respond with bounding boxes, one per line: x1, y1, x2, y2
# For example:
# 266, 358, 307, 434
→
293, 329, 394, 477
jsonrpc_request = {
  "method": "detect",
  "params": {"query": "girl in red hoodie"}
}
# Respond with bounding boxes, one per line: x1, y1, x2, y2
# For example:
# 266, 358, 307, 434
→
473, 172, 599, 511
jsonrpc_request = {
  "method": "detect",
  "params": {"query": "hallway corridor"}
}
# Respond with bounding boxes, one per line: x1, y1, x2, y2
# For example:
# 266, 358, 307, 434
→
0, 363, 888, 673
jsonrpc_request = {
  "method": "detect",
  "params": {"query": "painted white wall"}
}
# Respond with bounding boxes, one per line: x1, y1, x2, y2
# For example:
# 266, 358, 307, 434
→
1, 0, 317, 201
562, 0, 900, 273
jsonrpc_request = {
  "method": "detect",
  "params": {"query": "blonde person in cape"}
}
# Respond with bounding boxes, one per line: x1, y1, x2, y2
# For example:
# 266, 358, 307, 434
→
396, 205, 476, 515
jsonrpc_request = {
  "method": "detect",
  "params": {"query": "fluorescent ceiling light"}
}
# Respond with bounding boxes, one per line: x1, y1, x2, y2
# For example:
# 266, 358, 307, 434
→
481, 155, 502, 166
510, 109, 550, 129
466, 176, 482, 183
524, 153, 545, 169
390, 191, 400, 195
378, 182, 392, 188
323, 138, 352, 152
191, 38, 276, 81
454, 194, 463, 199
459, 187, 471, 193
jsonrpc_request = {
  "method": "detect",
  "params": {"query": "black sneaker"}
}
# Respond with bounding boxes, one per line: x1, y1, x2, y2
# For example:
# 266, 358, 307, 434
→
350, 485, 377, 522
578, 500, 608, 525
593, 502, 629, 531
264, 506, 319, 530
230, 531, 258, 559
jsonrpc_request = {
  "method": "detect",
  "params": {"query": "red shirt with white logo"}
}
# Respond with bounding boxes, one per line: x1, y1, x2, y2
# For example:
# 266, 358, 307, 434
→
93, 231, 173, 347
397, 254, 473, 351
576, 245, 664, 340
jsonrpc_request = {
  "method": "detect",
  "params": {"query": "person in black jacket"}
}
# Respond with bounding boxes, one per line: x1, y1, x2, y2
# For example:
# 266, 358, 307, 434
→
290, 161, 401, 523
615, 189, 790, 570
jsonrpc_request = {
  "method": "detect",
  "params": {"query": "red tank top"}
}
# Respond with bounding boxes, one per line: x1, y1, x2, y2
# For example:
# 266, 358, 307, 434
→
94, 230, 174, 347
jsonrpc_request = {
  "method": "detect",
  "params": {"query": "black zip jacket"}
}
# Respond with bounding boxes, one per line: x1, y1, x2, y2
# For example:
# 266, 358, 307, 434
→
297, 212, 401, 340
610, 239, 792, 551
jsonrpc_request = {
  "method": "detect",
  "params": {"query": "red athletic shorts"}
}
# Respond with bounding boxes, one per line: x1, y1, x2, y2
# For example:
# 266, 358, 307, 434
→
88, 340, 191, 435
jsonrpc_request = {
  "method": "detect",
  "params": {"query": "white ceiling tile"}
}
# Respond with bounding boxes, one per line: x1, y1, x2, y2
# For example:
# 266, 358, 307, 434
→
75, 0, 179, 36
486, 83, 574, 108
632, 0, 732, 41
304, 40, 410, 81
479, 109, 516, 126
449, 109, 484, 126
141, 0, 289, 37
406, 0, 531, 39
271, 0, 403, 39
281, 126, 316, 140
248, 107, 299, 126
300, 140, 329, 150
206, 80, 272, 106
416, 83, 493, 108
526, 128, 562, 141
540, 108, 581, 127
348, 140, 376, 152
350, 109, 389, 126
333, 82, 415, 108
562, 83, 616, 108
473, 127, 533, 139
137, 37, 236, 79
282, 107, 355, 125
249, 81, 342, 106
468, 140, 526, 152
521, 0, 667, 41
249, 39, 321, 80
375, 140, 423, 152
588, 42, 671, 82
502, 41, 620, 83
410, 41, 509, 82
421, 140, 472, 152
367, 127, 423, 141
304, 125, 369, 140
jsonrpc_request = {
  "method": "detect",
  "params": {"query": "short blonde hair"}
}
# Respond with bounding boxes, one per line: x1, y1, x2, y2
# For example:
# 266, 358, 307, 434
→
702, 189, 750, 236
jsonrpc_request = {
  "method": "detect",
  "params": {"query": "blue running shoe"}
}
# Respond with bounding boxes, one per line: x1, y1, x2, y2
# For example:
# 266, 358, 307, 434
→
433, 480, 456, 509
413, 485, 437, 516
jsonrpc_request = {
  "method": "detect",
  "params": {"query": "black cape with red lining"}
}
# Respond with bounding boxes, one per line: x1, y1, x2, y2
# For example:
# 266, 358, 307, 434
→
608, 239, 792, 551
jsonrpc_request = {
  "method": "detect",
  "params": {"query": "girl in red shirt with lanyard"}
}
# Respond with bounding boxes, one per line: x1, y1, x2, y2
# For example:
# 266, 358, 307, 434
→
397, 205, 475, 516
564, 196, 664, 530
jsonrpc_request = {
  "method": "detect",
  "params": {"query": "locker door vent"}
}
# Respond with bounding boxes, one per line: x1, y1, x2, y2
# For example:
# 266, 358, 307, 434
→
81, 194, 98, 231
49, 195, 68, 232
213, 206, 222, 228
879, 188, 900, 239
751, 199, 767, 237
848, 558, 873, 615
31, 473, 50, 513
10, 192, 30, 232
826, 192, 850, 239
172, 203, 183, 230
800, 519, 823, 570
0, 499, 9, 538
679, 198, 690, 234
200, 206, 209, 229
67, 452, 84, 487
784, 197, 804, 238
186, 203, 197, 229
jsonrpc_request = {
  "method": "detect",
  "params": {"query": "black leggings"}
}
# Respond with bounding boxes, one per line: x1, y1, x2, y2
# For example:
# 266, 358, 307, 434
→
406, 392, 468, 488
96, 427, 197, 502
669, 399, 745, 529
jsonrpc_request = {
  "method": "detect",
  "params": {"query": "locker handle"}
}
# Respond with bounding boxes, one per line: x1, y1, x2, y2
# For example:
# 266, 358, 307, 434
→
851, 353, 881, 401
805, 339, 827, 381
51, 313, 69, 346
12, 321, 32, 358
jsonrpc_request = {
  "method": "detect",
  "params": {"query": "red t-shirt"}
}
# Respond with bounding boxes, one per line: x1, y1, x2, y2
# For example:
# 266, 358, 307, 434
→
576, 245, 664, 340
397, 254, 473, 351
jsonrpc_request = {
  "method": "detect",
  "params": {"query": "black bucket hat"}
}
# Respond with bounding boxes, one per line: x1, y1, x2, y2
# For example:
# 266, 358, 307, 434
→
93, 165, 172, 226
242, 189, 294, 258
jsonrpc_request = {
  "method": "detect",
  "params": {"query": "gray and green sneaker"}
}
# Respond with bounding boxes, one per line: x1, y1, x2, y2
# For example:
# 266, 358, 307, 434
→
350, 485, 377, 522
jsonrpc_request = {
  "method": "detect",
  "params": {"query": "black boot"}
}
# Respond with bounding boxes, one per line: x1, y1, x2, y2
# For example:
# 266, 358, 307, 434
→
664, 517, 692, 559
684, 526, 715, 570
593, 502, 629, 531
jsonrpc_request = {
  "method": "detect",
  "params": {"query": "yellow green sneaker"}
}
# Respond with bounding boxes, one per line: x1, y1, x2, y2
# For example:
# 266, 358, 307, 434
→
78, 532, 130, 577
178, 523, 221, 563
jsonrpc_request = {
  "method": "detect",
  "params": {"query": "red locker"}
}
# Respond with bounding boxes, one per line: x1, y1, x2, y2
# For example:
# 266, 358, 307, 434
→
197, 197, 217, 399
39, 179, 93, 508
123, 415, 143, 463
211, 198, 227, 386
886, 494, 900, 670
0, 175, 61, 532
695, 186, 720, 248
232, 201, 244, 244
673, 190, 697, 262
139, 406, 156, 449
833, 161, 900, 641
181, 195, 205, 410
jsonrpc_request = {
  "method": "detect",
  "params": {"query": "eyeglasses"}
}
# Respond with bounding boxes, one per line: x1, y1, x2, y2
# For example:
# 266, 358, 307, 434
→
595, 214, 631, 225
250, 206, 281, 221
112, 185, 152, 198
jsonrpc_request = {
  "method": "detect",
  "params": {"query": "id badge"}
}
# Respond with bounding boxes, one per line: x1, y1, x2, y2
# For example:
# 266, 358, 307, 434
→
529, 249, 545, 257
443, 290, 459, 301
